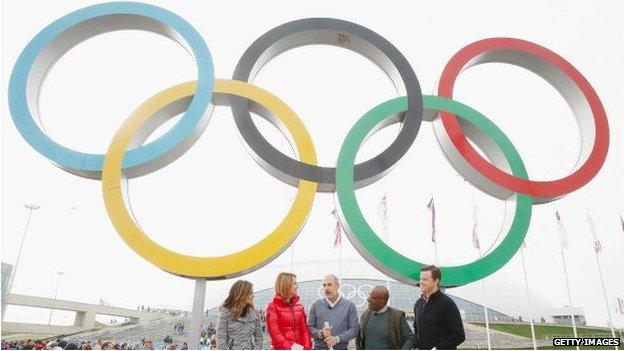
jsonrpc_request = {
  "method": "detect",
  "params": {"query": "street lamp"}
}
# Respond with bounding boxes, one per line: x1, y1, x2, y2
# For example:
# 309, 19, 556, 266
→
15, 204, 42, 278
48, 272, 66, 325
1, 204, 41, 318
43, 206, 78, 324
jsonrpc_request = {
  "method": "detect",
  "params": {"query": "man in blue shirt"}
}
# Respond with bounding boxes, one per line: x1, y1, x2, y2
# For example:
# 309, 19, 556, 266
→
309, 275, 359, 349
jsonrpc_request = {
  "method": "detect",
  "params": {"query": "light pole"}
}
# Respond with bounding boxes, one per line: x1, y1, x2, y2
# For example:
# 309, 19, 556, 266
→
2, 204, 41, 318
48, 272, 66, 325
45, 206, 77, 324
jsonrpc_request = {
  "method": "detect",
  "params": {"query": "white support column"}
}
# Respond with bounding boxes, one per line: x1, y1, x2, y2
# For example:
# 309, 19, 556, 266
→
189, 279, 206, 350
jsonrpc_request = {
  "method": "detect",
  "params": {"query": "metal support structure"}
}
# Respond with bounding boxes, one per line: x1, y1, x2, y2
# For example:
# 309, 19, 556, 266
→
189, 279, 206, 350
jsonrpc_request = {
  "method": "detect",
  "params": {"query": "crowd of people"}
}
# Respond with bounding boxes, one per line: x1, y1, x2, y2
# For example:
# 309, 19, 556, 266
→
1, 339, 157, 350
198, 323, 216, 349
2, 265, 465, 350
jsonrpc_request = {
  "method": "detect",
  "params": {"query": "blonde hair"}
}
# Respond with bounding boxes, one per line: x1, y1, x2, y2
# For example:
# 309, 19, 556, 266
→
222, 280, 254, 318
275, 272, 297, 302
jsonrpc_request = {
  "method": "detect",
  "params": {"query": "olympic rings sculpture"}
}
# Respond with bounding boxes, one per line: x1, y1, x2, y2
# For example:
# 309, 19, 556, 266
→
8, 2, 609, 286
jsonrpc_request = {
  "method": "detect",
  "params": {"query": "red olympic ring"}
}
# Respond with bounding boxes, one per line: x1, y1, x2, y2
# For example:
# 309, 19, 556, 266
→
438, 37, 609, 201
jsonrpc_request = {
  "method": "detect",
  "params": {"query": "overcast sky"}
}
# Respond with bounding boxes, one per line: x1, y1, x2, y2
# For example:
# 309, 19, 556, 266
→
2, 0, 623, 328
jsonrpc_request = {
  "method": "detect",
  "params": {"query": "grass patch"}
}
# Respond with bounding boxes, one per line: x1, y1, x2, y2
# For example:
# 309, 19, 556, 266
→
462, 347, 619, 350
0, 333, 54, 341
91, 321, 107, 331
536, 346, 621, 350
470, 323, 619, 339
466, 323, 622, 349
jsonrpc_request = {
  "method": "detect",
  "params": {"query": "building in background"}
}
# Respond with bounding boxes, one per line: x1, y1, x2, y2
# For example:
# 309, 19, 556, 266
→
548, 307, 587, 326
1, 262, 14, 317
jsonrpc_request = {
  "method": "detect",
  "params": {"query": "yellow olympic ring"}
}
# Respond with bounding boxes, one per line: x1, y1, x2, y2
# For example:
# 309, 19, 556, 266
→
102, 79, 317, 278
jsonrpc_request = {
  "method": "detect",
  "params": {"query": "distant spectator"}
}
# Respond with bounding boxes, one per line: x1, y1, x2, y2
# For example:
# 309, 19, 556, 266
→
33, 340, 46, 350
142, 340, 154, 350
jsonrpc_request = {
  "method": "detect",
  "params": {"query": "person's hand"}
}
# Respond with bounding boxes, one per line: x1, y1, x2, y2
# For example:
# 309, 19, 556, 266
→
291, 343, 303, 350
324, 336, 339, 348
321, 326, 332, 338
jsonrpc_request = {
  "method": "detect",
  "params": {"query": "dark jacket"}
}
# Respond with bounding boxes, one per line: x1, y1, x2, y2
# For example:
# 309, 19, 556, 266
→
356, 306, 414, 349
266, 294, 313, 350
413, 290, 465, 349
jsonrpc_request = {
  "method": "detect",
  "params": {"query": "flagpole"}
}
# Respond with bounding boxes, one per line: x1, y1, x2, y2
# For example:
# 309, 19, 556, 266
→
556, 210, 578, 349
339, 237, 343, 279
477, 248, 492, 350
594, 248, 617, 349
520, 246, 538, 350
560, 249, 579, 349
286, 194, 295, 274
520, 245, 538, 350
472, 203, 491, 350
383, 217, 389, 288
290, 244, 294, 273
383, 200, 390, 289
480, 278, 491, 350
586, 209, 617, 348
379, 194, 390, 289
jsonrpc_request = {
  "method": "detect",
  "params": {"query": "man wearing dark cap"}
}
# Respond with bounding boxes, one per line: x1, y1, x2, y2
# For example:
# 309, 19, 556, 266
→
413, 265, 465, 349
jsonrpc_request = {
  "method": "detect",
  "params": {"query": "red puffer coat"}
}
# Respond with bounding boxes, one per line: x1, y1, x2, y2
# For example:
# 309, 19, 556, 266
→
266, 294, 312, 350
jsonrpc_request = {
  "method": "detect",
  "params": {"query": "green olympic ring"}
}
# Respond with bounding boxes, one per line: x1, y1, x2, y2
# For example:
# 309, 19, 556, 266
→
335, 95, 533, 287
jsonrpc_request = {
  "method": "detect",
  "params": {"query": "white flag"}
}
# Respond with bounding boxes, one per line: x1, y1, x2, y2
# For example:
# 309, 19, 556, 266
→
379, 193, 387, 219
555, 211, 569, 250
427, 197, 436, 243
586, 211, 602, 254
472, 205, 480, 250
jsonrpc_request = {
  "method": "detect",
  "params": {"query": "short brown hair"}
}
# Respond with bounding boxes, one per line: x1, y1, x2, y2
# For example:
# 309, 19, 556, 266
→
275, 272, 297, 302
421, 265, 441, 284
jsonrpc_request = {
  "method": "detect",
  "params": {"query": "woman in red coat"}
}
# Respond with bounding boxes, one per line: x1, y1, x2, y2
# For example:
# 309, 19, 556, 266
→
266, 273, 312, 350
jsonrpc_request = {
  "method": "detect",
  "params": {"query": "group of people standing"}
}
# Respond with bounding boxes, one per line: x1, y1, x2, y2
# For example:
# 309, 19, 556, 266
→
216, 265, 465, 350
